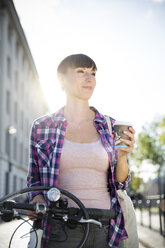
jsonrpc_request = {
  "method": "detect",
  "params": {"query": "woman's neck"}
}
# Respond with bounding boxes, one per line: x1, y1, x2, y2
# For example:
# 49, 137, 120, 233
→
63, 99, 94, 123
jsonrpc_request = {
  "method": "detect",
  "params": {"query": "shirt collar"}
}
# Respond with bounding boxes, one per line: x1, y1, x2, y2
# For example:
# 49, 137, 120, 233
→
51, 105, 107, 128
90, 106, 107, 125
51, 106, 66, 128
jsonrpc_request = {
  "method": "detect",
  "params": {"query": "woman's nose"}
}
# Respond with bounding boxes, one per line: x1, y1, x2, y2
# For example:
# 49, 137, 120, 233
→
85, 72, 93, 81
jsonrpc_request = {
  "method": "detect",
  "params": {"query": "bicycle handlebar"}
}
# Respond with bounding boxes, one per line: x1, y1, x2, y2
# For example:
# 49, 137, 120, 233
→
85, 208, 116, 219
0, 201, 117, 220
0, 187, 117, 248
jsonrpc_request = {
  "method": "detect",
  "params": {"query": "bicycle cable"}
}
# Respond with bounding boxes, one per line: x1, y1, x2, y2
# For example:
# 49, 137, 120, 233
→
8, 216, 38, 248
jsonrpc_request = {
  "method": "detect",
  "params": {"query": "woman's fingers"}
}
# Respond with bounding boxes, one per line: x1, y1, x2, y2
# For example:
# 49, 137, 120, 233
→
129, 126, 135, 134
116, 127, 135, 156
27, 210, 37, 221
123, 131, 134, 141
27, 194, 46, 220
123, 127, 135, 144
120, 138, 134, 147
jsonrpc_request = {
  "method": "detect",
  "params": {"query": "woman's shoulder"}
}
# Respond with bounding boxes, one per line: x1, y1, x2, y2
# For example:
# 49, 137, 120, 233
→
32, 113, 54, 127
32, 106, 65, 128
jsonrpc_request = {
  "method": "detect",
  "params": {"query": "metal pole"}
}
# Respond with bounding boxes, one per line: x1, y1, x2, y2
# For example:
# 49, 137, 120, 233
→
158, 175, 162, 235
148, 200, 151, 229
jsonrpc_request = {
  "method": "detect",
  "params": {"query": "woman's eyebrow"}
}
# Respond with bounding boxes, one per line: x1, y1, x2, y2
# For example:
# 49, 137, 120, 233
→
82, 67, 95, 71
75, 67, 96, 72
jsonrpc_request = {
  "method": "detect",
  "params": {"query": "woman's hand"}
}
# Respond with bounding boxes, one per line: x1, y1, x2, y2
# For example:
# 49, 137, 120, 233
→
27, 194, 46, 221
114, 127, 135, 183
117, 127, 135, 158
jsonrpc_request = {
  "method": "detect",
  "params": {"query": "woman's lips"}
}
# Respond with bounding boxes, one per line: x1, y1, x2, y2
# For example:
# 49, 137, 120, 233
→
82, 86, 92, 90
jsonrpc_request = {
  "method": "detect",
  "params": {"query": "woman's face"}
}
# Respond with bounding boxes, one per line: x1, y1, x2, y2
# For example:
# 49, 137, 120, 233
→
60, 67, 96, 100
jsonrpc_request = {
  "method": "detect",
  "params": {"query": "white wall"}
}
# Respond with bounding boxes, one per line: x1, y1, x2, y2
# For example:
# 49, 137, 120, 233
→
0, 7, 48, 198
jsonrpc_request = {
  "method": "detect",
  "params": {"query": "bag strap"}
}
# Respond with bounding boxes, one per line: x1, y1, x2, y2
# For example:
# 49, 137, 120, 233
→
104, 115, 112, 136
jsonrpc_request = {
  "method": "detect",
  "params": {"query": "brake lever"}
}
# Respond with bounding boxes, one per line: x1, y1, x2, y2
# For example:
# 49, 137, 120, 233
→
79, 217, 102, 228
51, 214, 102, 228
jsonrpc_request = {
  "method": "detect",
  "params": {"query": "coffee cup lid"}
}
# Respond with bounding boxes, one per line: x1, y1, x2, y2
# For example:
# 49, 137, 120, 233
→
114, 121, 132, 126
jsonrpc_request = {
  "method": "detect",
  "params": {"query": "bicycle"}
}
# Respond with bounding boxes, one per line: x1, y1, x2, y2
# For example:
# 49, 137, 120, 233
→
0, 186, 117, 248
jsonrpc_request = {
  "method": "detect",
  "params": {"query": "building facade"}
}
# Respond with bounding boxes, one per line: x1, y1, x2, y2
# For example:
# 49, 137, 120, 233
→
0, 0, 49, 198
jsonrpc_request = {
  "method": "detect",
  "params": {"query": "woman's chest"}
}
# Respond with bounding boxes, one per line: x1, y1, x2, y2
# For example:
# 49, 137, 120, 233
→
60, 137, 109, 172
64, 122, 100, 143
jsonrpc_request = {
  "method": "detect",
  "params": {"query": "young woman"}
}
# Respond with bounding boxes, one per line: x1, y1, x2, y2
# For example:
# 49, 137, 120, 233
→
27, 54, 135, 248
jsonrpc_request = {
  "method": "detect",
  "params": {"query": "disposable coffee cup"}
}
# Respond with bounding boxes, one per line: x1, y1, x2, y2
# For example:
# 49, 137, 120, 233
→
114, 121, 132, 148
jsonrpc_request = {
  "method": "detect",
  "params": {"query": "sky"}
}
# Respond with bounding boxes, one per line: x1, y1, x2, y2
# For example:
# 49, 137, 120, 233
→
13, 0, 165, 134
12, 0, 165, 181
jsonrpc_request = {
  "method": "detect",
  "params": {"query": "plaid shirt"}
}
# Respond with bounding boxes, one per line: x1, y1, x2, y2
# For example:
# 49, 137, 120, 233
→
27, 106, 130, 248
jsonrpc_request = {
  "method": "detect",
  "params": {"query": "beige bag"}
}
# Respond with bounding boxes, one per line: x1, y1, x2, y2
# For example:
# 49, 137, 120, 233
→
105, 116, 139, 248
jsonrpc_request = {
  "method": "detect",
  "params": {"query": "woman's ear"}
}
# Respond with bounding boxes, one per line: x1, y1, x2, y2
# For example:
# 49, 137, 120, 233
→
57, 72, 63, 82
61, 83, 65, 91
57, 73, 65, 91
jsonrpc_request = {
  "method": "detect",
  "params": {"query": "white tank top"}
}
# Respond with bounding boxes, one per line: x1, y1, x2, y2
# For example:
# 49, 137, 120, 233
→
58, 136, 111, 209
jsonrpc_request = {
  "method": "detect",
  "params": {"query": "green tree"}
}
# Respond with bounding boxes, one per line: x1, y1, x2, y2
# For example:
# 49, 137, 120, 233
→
159, 117, 165, 145
129, 171, 143, 191
130, 117, 165, 175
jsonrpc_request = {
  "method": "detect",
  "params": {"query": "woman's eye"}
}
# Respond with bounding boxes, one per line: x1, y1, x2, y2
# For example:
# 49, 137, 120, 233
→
76, 70, 95, 76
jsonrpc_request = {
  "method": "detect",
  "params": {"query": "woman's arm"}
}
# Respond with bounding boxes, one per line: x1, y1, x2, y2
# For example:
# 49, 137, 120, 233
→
27, 122, 43, 201
115, 155, 129, 183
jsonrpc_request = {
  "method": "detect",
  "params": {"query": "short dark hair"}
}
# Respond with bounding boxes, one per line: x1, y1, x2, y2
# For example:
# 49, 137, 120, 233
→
57, 54, 97, 75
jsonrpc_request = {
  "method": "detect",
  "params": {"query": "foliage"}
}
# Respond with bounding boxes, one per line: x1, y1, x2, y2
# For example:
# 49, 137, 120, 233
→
130, 116, 165, 175
159, 117, 165, 144
129, 171, 143, 191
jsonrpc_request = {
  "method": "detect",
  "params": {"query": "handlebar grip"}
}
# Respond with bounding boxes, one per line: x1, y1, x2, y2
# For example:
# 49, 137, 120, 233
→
13, 203, 35, 211
2, 201, 35, 211
86, 208, 117, 219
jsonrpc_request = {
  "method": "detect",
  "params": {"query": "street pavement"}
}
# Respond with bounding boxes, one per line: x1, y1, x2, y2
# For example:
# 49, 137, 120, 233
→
0, 218, 150, 248
139, 242, 146, 248
0, 211, 164, 248
137, 223, 165, 248
0, 219, 147, 248
0, 218, 31, 248
136, 209, 165, 248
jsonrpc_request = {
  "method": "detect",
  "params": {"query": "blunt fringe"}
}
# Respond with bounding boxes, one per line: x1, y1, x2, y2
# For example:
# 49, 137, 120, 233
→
57, 54, 97, 75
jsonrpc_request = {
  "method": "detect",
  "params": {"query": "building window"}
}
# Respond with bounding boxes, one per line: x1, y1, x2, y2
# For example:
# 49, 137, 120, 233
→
21, 111, 24, 130
5, 172, 9, 195
22, 54, 25, 68
28, 122, 30, 136
14, 102, 18, 123
6, 90, 10, 114
25, 119, 29, 136
13, 137, 17, 160
25, 120, 27, 135
13, 175, 17, 192
16, 41, 20, 58
5, 131, 10, 155
7, 56, 11, 78
8, 25, 12, 44
20, 178, 24, 190
21, 82, 24, 100
15, 71, 18, 90
25, 147, 29, 166
20, 142, 23, 165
